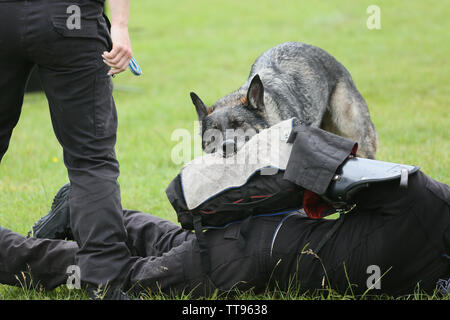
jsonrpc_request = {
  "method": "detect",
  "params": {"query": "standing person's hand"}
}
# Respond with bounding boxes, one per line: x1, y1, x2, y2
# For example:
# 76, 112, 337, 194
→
102, 25, 132, 76
103, 0, 132, 76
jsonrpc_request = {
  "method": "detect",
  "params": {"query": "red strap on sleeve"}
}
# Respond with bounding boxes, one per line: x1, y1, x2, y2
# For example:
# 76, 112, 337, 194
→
303, 190, 334, 219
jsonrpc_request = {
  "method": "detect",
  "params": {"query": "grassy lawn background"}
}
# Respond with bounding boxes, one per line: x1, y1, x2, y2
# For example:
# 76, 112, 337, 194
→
0, 0, 448, 299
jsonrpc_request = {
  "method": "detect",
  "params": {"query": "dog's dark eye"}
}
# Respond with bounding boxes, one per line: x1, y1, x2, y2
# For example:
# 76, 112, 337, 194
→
204, 135, 214, 146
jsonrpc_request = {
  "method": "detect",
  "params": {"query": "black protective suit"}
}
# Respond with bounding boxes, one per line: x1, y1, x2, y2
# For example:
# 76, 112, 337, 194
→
0, 125, 448, 297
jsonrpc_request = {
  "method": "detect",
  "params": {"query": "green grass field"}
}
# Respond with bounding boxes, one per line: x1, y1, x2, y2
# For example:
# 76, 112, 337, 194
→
0, 0, 448, 300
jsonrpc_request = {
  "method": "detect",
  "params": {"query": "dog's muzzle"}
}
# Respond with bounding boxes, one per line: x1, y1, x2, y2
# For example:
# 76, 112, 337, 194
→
222, 139, 237, 158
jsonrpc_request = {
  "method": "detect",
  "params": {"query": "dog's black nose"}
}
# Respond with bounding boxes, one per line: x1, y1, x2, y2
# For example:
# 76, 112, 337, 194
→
222, 139, 236, 157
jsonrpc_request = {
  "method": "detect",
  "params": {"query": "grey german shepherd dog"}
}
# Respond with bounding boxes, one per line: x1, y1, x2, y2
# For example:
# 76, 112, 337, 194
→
190, 42, 378, 159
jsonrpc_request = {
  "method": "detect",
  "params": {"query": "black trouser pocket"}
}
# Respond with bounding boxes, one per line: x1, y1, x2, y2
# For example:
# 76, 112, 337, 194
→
51, 16, 99, 38
93, 74, 117, 137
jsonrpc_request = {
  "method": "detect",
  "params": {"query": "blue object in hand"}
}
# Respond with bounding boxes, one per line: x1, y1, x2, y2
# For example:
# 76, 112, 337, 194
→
129, 57, 142, 76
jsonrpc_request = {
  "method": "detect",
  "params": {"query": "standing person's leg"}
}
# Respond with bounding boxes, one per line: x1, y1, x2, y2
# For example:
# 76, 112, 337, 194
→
25, 1, 132, 294
0, 2, 34, 163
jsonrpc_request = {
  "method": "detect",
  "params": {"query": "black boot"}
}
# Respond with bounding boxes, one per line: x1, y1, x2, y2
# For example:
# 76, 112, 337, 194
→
30, 183, 73, 240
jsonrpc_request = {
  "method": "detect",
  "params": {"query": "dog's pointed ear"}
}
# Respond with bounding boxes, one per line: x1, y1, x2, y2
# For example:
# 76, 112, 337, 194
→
190, 92, 208, 121
246, 74, 265, 111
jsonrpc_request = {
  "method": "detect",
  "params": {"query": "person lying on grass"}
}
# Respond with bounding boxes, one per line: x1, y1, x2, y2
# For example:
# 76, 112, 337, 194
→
0, 127, 448, 299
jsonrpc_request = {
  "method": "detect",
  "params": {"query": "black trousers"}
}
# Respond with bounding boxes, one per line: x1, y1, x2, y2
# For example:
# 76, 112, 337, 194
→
0, 171, 448, 297
0, 0, 131, 288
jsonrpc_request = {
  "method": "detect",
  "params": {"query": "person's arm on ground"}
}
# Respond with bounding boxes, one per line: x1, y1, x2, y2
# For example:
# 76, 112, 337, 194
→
102, 0, 132, 75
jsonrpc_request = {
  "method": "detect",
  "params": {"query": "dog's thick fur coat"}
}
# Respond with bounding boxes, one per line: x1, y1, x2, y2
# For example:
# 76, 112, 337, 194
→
191, 42, 378, 159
